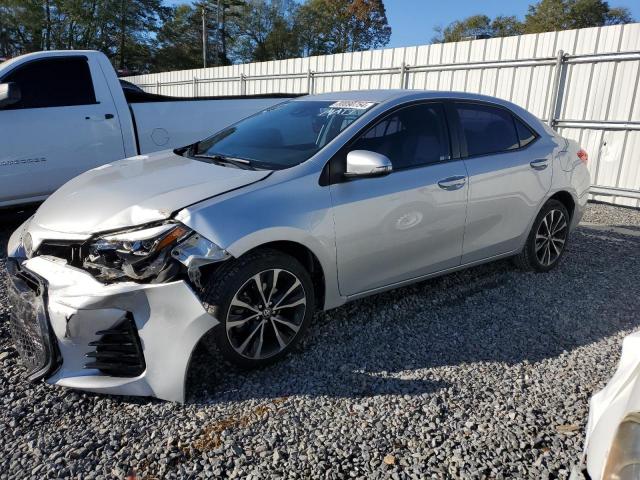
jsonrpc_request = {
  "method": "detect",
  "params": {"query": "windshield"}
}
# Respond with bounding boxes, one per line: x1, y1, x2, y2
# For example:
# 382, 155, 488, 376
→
192, 100, 376, 169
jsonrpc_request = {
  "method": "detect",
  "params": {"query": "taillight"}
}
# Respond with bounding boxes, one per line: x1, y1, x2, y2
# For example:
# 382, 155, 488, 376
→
577, 148, 588, 163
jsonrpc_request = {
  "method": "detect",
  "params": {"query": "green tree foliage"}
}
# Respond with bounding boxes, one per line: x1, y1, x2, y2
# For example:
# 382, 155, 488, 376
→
295, 0, 391, 55
0, 1, 46, 56
0, 0, 391, 70
524, 0, 569, 32
154, 0, 244, 69
4, 0, 632, 71
112, 0, 169, 72
433, 15, 491, 43
605, 7, 634, 24
233, 0, 299, 62
491, 15, 526, 37
0, 0, 167, 73
432, 14, 524, 43
154, 4, 202, 70
433, 0, 633, 43
567, 0, 609, 28
524, 0, 633, 33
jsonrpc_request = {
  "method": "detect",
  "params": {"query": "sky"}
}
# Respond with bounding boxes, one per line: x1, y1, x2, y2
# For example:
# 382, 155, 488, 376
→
166, 0, 640, 48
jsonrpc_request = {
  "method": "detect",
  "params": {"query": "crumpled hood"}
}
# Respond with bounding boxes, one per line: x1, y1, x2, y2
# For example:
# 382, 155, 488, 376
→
31, 150, 270, 235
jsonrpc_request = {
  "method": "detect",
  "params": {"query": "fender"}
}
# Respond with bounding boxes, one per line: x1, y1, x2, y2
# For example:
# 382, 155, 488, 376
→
177, 170, 346, 311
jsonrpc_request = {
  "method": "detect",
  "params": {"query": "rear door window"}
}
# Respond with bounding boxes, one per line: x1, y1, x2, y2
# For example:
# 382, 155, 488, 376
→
456, 103, 520, 157
1, 57, 96, 109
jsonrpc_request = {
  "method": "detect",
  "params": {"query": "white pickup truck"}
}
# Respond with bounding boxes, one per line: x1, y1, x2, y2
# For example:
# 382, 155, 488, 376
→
0, 50, 292, 208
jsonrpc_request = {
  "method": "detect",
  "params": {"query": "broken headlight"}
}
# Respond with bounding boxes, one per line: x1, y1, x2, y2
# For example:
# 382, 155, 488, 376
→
83, 222, 231, 284
83, 223, 192, 282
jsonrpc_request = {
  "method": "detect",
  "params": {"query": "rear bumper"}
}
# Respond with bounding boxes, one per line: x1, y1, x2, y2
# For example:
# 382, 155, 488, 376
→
7, 255, 219, 402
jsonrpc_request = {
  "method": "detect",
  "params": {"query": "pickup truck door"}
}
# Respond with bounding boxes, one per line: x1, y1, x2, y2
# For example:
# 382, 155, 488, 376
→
0, 55, 126, 206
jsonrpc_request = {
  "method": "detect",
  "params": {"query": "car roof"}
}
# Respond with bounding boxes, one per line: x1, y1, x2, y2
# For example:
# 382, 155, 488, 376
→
296, 89, 411, 103
296, 89, 554, 137
297, 89, 517, 106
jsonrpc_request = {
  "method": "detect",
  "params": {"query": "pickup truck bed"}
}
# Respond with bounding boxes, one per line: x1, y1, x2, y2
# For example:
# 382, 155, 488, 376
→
125, 92, 294, 156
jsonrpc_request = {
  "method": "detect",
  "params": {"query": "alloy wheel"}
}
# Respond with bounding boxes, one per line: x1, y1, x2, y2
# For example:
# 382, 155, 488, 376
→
535, 209, 568, 267
226, 269, 307, 360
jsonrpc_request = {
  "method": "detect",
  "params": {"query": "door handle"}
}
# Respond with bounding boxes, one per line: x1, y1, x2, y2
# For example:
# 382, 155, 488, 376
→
437, 175, 466, 190
530, 159, 548, 170
84, 114, 115, 121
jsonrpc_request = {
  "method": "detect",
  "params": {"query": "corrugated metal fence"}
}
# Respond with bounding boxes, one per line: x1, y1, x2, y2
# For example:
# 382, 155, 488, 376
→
125, 23, 640, 207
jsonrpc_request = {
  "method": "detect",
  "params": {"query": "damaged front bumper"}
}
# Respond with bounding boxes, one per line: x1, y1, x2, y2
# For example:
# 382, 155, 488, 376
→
6, 255, 219, 402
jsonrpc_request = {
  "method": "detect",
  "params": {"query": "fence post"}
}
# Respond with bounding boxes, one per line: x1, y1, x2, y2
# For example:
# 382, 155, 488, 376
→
156, 80, 160, 94
547, 49, 566, 129
400, 62, 407, 89
240, 73, 247, 95
307, 69, 312, 94
193, 76, 197, 98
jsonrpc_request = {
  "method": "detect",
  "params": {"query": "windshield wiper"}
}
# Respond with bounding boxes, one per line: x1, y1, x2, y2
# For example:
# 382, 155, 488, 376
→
191, 153, 256, 170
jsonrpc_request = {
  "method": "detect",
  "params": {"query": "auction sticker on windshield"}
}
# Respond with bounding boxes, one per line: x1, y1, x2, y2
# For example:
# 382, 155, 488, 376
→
329, 101, 376, 109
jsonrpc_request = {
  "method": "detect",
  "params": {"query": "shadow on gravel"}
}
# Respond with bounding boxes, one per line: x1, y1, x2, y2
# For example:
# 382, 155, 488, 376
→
611, 224, 640, 233
187, 224, 640, 405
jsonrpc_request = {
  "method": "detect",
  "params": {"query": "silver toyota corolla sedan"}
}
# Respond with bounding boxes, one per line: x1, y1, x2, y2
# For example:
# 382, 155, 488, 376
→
6, 90, 591, 401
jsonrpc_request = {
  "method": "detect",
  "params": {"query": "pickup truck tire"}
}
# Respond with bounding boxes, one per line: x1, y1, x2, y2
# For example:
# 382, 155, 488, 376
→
514, 199, 570, 272
200, 248, 315, 369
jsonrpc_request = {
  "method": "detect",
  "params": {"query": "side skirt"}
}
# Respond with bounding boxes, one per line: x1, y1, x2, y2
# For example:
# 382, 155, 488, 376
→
344, 249, 519, 303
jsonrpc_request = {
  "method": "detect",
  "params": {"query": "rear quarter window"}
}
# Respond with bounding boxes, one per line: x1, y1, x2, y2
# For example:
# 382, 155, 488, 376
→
514, 116, 537, 147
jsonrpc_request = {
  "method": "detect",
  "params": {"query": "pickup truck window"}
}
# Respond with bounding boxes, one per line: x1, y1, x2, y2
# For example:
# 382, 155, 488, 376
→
1, 57, 96, 110
193, 100, 375, 169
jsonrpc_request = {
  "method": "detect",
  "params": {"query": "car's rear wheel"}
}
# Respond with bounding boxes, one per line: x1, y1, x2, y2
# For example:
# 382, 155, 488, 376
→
514, 199, 570, 272
200, 249, 315, 368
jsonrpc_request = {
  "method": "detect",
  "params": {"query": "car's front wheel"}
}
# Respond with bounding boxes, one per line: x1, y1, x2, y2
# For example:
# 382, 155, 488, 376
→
515, 199, 571, 272
200, 249, 315, 368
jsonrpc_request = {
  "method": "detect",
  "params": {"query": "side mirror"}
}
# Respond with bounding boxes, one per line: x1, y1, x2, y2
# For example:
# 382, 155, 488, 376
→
344, 150, 393, 178
0, 82, 21, 108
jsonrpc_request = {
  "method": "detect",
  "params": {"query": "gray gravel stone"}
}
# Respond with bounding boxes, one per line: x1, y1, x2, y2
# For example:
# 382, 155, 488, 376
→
0, 202, 639, 479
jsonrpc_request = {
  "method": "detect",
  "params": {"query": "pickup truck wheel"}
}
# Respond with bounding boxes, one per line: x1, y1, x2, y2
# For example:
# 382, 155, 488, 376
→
514, 199, 570, 272
200, 249, 315, 369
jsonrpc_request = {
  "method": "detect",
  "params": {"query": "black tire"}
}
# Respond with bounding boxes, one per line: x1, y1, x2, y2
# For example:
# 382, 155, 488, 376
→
200, 248, 315, 369
514, 199, 571, 272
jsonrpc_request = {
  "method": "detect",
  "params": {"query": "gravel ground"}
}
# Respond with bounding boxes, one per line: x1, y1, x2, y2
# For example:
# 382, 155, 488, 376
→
1, 202, 639, 479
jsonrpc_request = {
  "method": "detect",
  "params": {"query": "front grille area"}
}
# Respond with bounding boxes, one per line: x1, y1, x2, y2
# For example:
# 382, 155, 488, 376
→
85, 315, 146, 377
36, 241, 87, 268
6, 264, 59, 380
